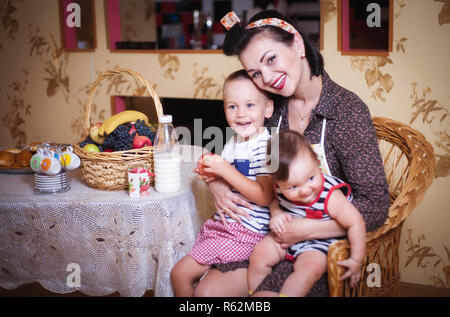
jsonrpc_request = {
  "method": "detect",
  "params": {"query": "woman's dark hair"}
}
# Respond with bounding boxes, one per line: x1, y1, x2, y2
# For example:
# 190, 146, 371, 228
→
223, 10, 323, 77
267, 130, 318, 181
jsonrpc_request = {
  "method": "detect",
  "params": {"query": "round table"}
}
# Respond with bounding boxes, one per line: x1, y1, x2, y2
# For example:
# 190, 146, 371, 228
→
0, 146, 215, 296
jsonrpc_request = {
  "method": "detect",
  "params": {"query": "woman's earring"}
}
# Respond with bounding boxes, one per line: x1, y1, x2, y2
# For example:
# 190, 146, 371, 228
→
301, 52, 305, 58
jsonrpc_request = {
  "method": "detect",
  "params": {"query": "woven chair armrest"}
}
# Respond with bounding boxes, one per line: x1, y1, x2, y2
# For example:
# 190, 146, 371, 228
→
327, 226, 404, 297
327, 238, 349, 296
326, 228, 391, 297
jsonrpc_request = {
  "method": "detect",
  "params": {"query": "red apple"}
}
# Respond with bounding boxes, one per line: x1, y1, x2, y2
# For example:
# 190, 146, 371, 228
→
133, 135, 152, 149
197, 153, 215, 178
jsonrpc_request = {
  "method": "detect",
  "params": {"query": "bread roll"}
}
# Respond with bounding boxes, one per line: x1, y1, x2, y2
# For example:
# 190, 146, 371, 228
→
29, 142, 42, 152
4, 147, 22, 154
15, 149, 32, 167
0, 151, 15, 168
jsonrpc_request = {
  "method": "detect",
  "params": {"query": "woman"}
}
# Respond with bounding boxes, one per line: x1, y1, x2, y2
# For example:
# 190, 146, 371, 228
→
194, 10, 389, 297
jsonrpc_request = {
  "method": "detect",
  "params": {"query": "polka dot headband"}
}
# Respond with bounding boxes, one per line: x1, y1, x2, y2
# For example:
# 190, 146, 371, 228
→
220, 11, 297, 35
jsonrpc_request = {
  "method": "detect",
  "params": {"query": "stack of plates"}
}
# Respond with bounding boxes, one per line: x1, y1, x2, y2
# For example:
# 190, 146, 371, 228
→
34, 171, 70, 194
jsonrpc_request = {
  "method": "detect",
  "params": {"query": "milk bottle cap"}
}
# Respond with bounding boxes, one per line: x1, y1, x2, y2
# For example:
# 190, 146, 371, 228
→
159, 115, 173, 123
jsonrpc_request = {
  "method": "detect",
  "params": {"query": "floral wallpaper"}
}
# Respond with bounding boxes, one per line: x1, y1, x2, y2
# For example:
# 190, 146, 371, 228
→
346, 0, 449, 179
1, 0, 29, 145
2, 70, 31, 145
409, 83, 449, 178
0, 0, 448, 290
405, 228, 450, 288
435, 0, 450, 25
350, 56, 394, 101
27, 28, 71, 102
324, 0, 449, 288
158, 53, 180, 80
0, 0, 21, 40
432, 0, 450, 180
192, 63, 223, 99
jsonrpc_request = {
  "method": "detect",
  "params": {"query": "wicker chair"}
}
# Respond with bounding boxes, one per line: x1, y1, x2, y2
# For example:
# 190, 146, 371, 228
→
327, 116, 436, 297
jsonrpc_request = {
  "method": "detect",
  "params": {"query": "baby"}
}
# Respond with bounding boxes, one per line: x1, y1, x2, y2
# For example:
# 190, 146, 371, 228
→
171, 69, 274, 296
248, 130, 366, 296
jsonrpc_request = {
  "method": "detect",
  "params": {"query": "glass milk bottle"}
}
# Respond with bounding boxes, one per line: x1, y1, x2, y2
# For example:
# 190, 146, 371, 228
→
153, 115, 181, 193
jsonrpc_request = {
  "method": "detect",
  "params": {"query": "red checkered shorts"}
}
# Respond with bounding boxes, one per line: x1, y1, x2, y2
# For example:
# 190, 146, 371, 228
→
189, 219, 265, 265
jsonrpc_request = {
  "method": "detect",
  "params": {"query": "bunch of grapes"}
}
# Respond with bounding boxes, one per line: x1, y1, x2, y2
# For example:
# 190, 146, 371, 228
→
134, 119, 156, 143
103, 123, 136, 151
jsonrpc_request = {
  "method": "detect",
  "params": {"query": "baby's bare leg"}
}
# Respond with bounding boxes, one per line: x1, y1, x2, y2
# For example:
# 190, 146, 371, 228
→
279, 250, 327, 297
171, 255, 210, 297
248, 232, 285, 293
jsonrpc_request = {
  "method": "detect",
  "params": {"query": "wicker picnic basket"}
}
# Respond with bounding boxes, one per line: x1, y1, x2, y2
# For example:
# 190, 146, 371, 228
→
73, 68, 163, 190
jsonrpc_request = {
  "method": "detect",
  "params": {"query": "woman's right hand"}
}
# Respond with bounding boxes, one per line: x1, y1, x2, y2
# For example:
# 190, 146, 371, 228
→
207, 177, 252, 225
274, 216, 346, 249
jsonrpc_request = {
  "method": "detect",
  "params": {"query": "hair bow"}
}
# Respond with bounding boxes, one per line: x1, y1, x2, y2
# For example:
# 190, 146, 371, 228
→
220, 11, 240, 30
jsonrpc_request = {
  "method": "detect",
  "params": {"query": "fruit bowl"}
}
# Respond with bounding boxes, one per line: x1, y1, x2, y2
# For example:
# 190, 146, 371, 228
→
73, 68, 164, 190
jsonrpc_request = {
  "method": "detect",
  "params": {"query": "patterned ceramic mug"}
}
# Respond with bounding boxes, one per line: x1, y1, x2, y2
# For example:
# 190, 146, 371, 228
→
128, 167, 151, 198
30, 148, 45, 173
60, 146, 80, 170
40, 151, 61, 176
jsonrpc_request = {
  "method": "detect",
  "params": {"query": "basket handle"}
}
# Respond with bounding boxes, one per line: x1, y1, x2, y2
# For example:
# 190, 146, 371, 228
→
82, 67, 164, 136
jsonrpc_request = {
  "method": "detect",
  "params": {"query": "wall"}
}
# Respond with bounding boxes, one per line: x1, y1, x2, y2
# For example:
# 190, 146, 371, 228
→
0, 0, 448, 288
119, 0, 157, 42
0, 0, 240, 146
321, 0, 450, 288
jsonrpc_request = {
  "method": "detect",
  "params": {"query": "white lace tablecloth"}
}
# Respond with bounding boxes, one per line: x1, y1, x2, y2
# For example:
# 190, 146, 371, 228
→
0, 146, 215, 297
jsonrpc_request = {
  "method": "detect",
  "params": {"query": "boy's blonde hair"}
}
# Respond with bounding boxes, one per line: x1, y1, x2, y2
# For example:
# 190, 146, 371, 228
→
223, 69, 272, 99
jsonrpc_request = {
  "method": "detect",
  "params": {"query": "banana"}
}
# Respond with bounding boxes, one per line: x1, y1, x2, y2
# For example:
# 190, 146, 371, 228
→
99, 110, 149, 136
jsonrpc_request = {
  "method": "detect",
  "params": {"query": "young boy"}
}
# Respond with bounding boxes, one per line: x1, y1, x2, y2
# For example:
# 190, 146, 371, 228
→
170, 70, 275, 296
248, 130, 366, 296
